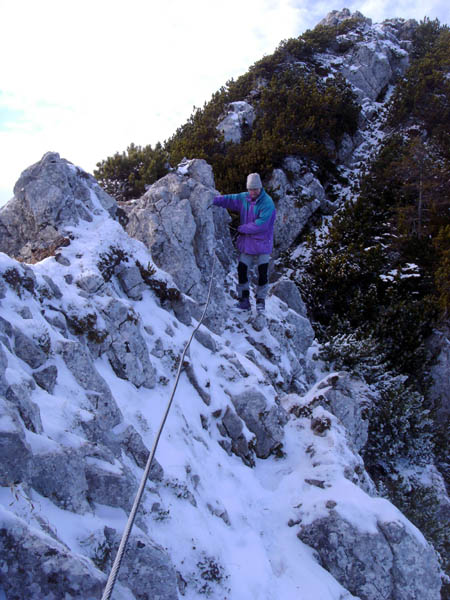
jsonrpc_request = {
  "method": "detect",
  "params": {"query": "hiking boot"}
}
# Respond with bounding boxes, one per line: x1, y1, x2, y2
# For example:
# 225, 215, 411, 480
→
237, 296, 251, 310
256, 298, 265, 313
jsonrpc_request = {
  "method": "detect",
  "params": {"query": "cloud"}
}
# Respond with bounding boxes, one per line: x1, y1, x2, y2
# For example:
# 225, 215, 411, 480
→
0, 0, 449, 207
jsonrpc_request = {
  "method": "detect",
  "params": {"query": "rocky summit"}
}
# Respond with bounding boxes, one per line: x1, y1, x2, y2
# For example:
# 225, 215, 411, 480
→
0, 9, 448, 600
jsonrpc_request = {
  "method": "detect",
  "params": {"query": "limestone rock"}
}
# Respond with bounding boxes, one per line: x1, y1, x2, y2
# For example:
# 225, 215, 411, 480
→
102, 526, 179, 600
217, 101, 255, 143
0, 399, 32, 485
102, 299, 156, 389
0, 342, 8, 395
32, 365, 58, 394
298, 510, 441, 600
220, 406, 254, 467
268, 162, 324, 254
30, 449, 90, 513
124, 159, 233, 333
230, 389, 288, 459
13, 328, 47, 369
270, 277, 308, 317
315, 372, 374, 451
0, 152, 117, 261
115, 263, 146, 300
319, 8, 371, 27
6, 382, 43, 435
85, 458, 138, 513
56, 339, 122, 430
0, 505, 111, 600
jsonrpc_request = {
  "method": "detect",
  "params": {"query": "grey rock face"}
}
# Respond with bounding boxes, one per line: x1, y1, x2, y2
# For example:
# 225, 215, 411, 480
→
0, 152, 117, 261
30, 449, 90, 513
102, 299, 156, 389
340, 23, 411, 103
124, 159, 233, 333
315, 373, 374, 451
56, 339, 122, 430
427, 329, 450, 420
268, 309, 315, 359
0, 342, 8, 395
319, 8, 371, 27
6, 382, 43, 434
0, 506, 107, 600
268, 162, 324, 254
298, 511, 441, 600
217, 101, 255, 143
85, 459, 138, 513
220, 406, 254, 467
32, 365, 58, 393
13, 328, 47, 369
115, 264, 146, 300
0, 399, 32, 485
270, 277, 308, 317
116, 424, 164, 480
230, 389, 288, 459
102, 526, 179, 600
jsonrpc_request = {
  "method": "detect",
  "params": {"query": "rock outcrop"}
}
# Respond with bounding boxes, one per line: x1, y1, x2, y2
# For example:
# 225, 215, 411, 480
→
124, 158, 235, 333
298, 511, 441, 600
217, 101, 255, 143
0, 152, 117, 262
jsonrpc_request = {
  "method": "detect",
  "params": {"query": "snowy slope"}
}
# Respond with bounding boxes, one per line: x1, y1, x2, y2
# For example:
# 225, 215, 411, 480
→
0, 173, 439, 600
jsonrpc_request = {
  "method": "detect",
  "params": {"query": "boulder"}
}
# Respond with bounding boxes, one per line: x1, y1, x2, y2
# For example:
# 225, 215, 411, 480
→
268, 163, 324, 254
13, 328, 47, 369
30, 449, 90, 513
6, 382, 43, 435
230, 389, 288, 459
0, 152, 117, 261
270, 277, 308, 317
0, 399, 32, 485
102, 299, 156, 389
314, 372, 374, 451
32, 365, 58, 394
85, 458, 138, 513
217, 101, 255, 143
56, 339, 122, 430
298, 510, 441, 600
0, 505, 111, 600
0, 342, 8, 395
219, 406, 255, 467
102, 526, 179, 600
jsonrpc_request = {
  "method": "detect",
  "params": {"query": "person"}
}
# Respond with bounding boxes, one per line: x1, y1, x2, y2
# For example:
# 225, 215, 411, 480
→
213, 173, 276, 312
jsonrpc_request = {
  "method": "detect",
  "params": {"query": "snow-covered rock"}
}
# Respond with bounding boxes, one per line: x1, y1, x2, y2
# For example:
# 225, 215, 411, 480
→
124, 158, 234, 333
217, 101, 255, 143
268, 160, 325, 254
0, 152, 117, 262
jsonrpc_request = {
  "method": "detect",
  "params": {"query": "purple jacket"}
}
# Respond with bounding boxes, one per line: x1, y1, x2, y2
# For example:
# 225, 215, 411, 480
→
213, 189, 276, 255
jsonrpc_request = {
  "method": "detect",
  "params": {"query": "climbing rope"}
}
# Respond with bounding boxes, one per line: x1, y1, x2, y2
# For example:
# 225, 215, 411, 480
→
101, 253, 216, 600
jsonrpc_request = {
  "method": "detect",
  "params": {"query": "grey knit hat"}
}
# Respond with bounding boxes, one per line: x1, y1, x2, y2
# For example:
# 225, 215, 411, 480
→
246, 173, 262, 189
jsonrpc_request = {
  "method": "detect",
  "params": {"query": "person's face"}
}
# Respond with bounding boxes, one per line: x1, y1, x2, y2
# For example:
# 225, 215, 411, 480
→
248, 188, 261, 200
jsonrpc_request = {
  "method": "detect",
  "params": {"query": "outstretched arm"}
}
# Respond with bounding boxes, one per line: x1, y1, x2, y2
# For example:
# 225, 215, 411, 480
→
213, 193, 244, 213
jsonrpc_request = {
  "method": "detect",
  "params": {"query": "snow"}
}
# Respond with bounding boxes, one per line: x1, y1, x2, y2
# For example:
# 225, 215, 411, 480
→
0, 18, 437, 599
0, 209, 370, 598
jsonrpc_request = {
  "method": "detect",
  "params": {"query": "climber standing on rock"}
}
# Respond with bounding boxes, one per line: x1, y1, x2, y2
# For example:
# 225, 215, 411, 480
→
213, 173, 276, 313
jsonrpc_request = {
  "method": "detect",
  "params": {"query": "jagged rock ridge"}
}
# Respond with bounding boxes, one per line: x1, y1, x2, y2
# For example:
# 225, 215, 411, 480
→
0, 9, 447, 600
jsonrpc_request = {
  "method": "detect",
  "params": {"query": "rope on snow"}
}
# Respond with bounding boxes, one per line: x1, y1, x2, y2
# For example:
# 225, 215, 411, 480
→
101, 253, 216, 600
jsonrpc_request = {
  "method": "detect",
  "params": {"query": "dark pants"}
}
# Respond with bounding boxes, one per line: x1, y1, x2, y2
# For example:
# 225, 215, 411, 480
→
237, 253, 270, 300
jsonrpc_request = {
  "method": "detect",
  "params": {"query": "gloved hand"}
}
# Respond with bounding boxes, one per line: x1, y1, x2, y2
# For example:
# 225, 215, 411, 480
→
237, 225, 246, 233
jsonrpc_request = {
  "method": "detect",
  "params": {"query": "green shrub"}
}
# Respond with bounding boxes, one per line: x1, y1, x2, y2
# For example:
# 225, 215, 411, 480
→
94, 142, 169, 202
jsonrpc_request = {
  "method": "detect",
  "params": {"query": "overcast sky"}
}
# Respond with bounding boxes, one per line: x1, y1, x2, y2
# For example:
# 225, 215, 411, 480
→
1, 0, 449, 206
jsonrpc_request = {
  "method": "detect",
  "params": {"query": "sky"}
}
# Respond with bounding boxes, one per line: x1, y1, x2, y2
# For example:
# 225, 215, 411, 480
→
1, 0, 449, 207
